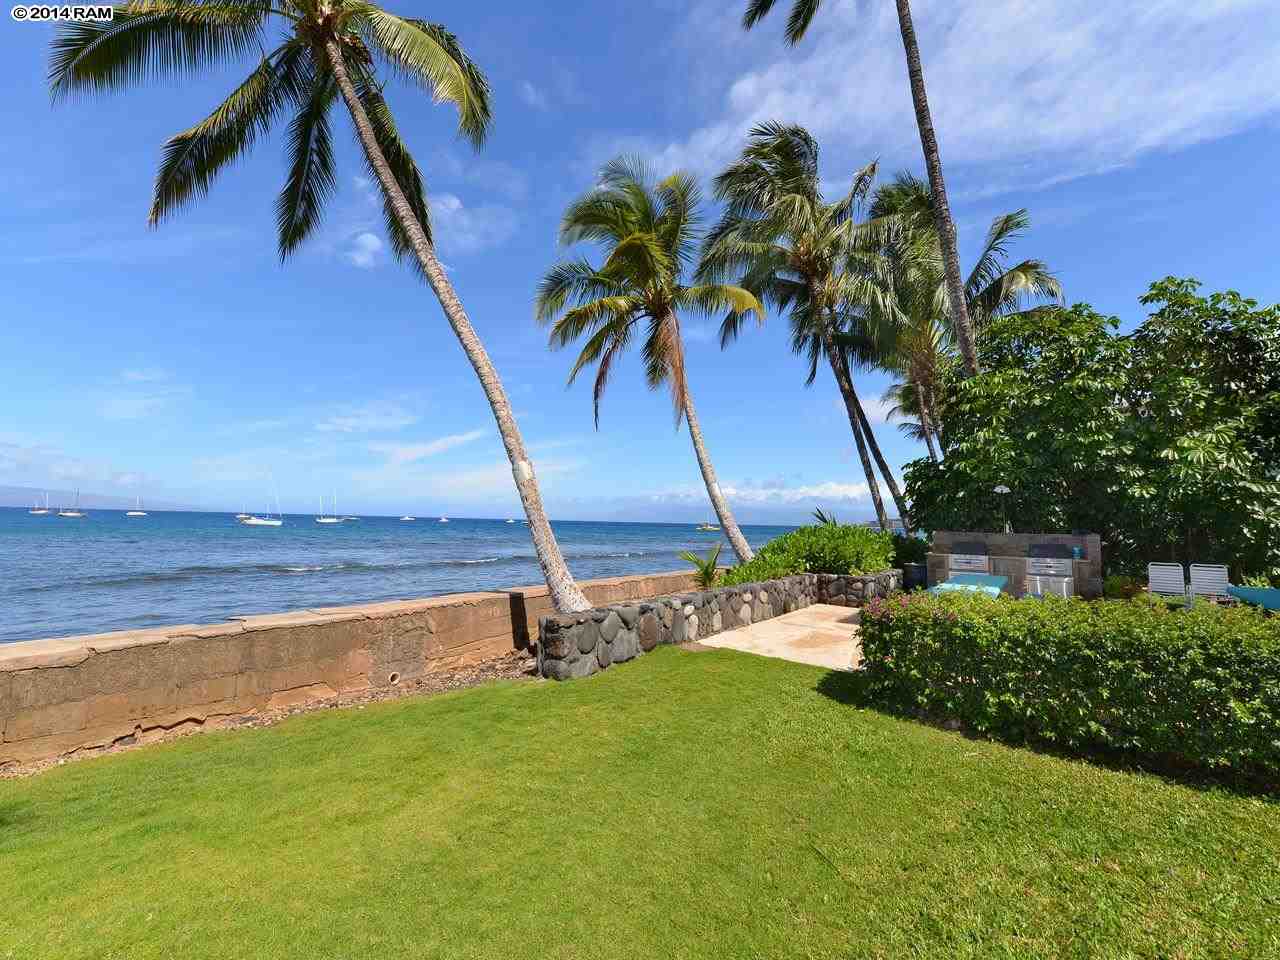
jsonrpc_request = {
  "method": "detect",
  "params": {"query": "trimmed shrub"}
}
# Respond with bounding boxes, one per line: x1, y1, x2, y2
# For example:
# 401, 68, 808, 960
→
891, 533, 930, 567
1103, 574, 1142, 599
861, 593, 1280, 782
721, 523, 894, 587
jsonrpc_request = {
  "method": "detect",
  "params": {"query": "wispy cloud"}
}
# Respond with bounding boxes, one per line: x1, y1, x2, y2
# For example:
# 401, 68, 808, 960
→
93, 369, 189, 422
627, 0, 1280, 195
315, 401, 419, 434
344, 231, 383, 269
519, 80, 549, 110
429, 193, 519, 255
368, 429, 487, 466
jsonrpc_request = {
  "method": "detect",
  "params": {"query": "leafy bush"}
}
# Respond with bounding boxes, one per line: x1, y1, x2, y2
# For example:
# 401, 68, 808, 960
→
721, 523, 894, 586
1103, 574, 1142, 599
891, 533, 929, 567
860, 593, 1280, 783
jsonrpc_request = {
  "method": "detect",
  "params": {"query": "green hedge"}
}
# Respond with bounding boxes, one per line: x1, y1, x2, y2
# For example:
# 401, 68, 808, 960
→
861, 593, 1280, 782
720, 523, 894, 586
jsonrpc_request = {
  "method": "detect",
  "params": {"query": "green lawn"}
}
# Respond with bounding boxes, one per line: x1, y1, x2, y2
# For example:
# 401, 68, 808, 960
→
2, 648, 1277, 959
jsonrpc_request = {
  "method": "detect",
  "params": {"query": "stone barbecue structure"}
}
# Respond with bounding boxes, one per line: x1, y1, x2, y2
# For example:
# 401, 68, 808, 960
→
927, 530, 1103, 598
537, 570, 901, 680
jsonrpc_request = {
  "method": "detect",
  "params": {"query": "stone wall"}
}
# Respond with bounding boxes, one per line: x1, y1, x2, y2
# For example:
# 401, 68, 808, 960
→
0, 569, 703, 768
538, 570, 902, 680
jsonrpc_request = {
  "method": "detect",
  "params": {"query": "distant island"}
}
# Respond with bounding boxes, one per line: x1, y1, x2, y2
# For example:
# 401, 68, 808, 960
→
0, 485, 199, 513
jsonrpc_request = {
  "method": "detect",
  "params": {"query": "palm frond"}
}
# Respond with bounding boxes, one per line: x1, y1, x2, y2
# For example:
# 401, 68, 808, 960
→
275, 65, 338, 259
149, 42, 303, 225
355, 10, 491, 147
50, 1, 268, 98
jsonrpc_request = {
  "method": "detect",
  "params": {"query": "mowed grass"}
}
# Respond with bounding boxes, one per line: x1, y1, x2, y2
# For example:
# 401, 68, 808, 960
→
1, 648, 1277, 960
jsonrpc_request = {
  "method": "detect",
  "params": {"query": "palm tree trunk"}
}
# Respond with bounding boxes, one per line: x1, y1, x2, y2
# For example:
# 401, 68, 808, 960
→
913, 376, 941, 462
893, 0, 980, 378
841, 351, 912, 532
325, 39, 591, 613
821, 326, 890, 530
681, 389, 754, 564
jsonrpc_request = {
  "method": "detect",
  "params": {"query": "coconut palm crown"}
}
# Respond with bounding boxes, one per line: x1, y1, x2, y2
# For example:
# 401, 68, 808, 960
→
698, 122, 910, 531
536, 157, 762, 563
49, 1, 598, 613
50, 0, 488, 263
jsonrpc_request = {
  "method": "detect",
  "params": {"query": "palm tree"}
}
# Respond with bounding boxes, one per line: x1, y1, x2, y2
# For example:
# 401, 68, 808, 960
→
741, 0, 981, 377
49, 0, 592, 611
880, 379, 942, 462
864, 173, 1063, 460
536, 158, 761, 563
699, 122, 910, 532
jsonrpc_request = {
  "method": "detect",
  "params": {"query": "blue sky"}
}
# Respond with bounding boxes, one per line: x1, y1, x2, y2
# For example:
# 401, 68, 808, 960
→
2, 0, 1279, 523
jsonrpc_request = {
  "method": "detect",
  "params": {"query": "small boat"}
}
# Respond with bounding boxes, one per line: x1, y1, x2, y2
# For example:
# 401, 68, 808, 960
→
315, 493, 342, 524
438, 516, 450, 523
342, 517, 359, 522
239, 515, 283, 527
29, 492, 50, 516
400, 516, 417, 522
58, 490, 86, 519
126, 496, 147, 517
696, 520, 720, 532
505, 518, 516, 523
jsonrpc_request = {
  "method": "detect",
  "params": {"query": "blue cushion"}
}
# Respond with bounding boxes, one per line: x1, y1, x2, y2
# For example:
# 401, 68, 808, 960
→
929, 573, 1008, 598
1227, 585, 1280, 611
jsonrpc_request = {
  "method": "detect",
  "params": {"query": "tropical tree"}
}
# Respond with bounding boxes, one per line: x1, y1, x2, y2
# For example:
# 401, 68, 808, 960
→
49, 0, 592, 611
741, 0, 981, 376
535, 158, 762, 563
862, 173, 1062, 462
699, 122, 910, 532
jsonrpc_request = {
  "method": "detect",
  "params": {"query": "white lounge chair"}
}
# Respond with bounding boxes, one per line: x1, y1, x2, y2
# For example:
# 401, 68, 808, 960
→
1190, 564, 1233, 602
1147, 562, 1187, 602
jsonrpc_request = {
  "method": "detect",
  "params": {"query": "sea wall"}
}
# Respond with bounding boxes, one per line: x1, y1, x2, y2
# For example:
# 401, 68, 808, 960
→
0, 569, 700, 767
538, 570, 901, 680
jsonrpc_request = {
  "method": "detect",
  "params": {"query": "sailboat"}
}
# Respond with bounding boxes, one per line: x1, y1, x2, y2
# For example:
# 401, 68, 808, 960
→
126, 496, 147, 517
696, 520, 720, 532
239, 483, 284, 527
400, 515, 417, 521
29, 492, 50, 516
505, 518, 516, 524
315, 493, 342, 524
57, 490, 86, 519
438, 516, 450, 523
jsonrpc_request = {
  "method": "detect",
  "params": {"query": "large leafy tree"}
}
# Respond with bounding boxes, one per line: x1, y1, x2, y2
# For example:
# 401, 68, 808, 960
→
906, 281, 1280, 580
700, 123, 909, 532
742, 0, 981, 377
536, 159, 761, 563
862, 173, 1062, 458
50, 0, 593, 611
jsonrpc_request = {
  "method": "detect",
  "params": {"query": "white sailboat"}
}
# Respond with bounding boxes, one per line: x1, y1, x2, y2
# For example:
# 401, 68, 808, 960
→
57, 490, 86, 519
239, 482, 284, 527
315, 493, 342, 524
438, 516, 450, 523
505, 518, 516, 523
29, 492, 50, 516
400, 515, 417, 521
126, 496, 147, 517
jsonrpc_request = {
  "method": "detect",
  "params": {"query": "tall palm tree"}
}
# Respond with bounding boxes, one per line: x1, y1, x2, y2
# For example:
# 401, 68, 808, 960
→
864, 172, 1063, 460
536, 158, 761, 563
699, 123, 910, 532
50, 0, 592, 611
741, 0, 981, 377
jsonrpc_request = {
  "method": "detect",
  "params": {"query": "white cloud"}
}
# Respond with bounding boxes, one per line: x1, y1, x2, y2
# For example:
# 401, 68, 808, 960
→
315, 401, 419, 434
93, 369, 188, 422
648, 477, 875, 506
369, 429, 488, 466
429, 193, 518, 254
344, 231, 383, 269
519, 80, 549, 110
637, 0, 1280, 194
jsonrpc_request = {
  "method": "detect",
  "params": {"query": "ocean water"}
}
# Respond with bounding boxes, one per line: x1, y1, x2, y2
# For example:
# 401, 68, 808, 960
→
0, 509, 793, 644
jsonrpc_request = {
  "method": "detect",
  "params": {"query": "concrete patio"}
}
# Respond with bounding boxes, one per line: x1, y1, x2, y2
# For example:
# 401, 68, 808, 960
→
698, 603, 862, 671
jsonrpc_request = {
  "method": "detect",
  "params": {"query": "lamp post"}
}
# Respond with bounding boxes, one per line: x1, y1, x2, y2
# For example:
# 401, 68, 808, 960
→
993, 485, 1012, 533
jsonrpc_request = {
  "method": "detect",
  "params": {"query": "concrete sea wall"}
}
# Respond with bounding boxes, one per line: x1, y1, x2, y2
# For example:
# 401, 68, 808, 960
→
538, 571, 902, 680
0, 570, 701, 767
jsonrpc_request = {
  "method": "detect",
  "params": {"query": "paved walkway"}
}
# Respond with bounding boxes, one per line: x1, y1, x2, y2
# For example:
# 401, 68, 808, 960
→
699, 604, 862, 671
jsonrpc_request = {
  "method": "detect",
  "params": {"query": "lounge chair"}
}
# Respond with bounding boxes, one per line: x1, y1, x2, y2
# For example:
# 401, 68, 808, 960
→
1189, 564, 1233, 603
1147, 563, 1187, 603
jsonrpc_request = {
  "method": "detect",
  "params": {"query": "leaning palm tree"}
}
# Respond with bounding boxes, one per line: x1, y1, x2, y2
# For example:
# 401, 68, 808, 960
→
49, 0, 592, 611
699, 122, 909, 532
864, 173, 1063, 460
536, 158, 761, 563
741, 0, 981, 377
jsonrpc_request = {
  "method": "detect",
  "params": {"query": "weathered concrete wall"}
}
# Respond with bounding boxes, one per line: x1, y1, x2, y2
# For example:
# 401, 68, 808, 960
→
538, 570, 902, 680
0, 570, 701, 767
